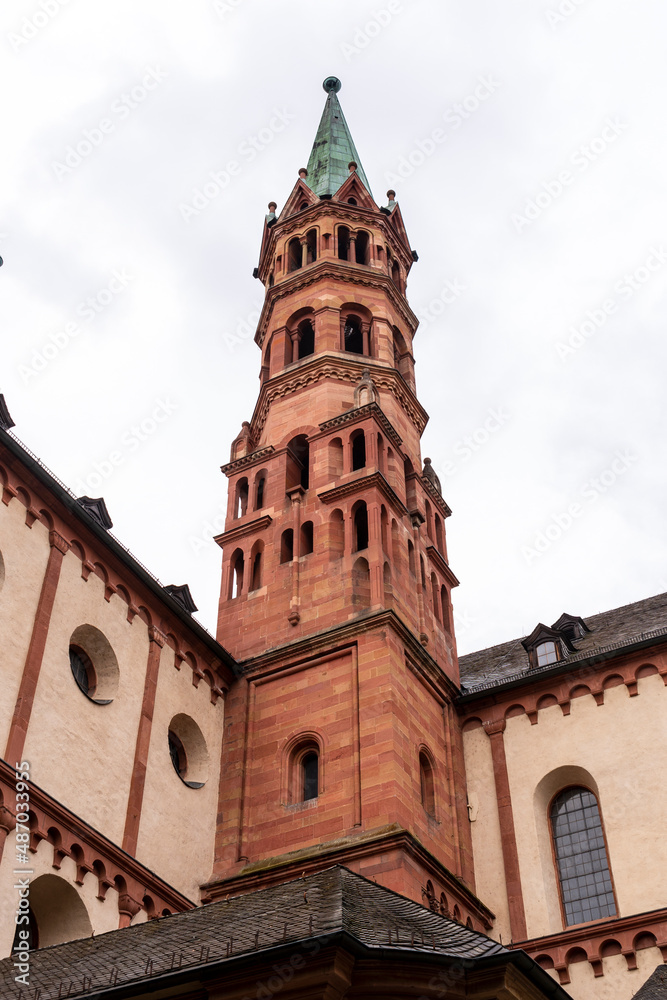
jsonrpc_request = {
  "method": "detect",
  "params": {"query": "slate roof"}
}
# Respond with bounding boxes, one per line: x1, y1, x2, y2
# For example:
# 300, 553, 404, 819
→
306, 82, 373, 199
459, 591, 667, 694
0, 867, 511, 999
634, 964, 667, 1000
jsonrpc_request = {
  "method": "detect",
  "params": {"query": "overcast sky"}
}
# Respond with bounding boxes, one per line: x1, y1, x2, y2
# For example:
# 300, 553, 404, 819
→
1, 0, 665, 657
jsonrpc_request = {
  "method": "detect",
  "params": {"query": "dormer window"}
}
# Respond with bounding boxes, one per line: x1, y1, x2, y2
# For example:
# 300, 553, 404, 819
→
522, 622, 574, 669
536, 641, 559, 667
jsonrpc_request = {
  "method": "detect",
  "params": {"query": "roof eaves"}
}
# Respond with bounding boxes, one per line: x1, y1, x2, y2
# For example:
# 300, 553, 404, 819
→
458, 627, 667, 702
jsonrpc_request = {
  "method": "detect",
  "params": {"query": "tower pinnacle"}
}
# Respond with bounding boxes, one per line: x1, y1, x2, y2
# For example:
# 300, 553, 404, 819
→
305, 77, 373, 199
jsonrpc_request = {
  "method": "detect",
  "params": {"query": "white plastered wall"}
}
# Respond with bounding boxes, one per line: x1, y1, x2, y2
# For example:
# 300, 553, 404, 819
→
134, 641, 224, 902
23, 549, 150, 845
462, 725, 512, 943
502, 675, 667, 937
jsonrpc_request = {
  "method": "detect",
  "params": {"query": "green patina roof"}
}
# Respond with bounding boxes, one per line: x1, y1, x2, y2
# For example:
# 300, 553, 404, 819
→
306, 77, 373, 199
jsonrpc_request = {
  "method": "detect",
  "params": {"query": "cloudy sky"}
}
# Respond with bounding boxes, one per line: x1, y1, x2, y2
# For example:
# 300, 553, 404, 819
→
2, 0, 665, 656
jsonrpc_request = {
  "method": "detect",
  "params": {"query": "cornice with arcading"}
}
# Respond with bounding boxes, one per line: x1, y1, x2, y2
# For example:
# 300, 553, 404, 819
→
220, 445, 275, 478
319, 401, 403, 451
318, 471, 408, 518
250, 355, 429, 442
254, 261, 419, 349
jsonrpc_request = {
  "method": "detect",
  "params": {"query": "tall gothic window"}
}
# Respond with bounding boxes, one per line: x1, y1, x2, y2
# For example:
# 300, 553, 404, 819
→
550, 787, 616, 926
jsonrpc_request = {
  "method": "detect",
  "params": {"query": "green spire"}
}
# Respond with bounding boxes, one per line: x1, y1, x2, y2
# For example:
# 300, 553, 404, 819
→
305, 77, 373, 199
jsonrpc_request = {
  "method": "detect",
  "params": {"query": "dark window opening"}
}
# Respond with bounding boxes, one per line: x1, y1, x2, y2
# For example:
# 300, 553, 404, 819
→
280, 529, 294, 564
250, 551, 262, 591
268, 273, 274, 287
288, 238, 302, 272
69, 645, 95, 698
299, 201, 308, 211
338, 226, 350, 260
347, 197, 357, 206
302, 752, 319, 800
306, 229, 317, 263
354, 504, 369, 551
408, 540, 416, 576
551, 787, 616, 926
297, 319, 315, 359
351, 431, 366, 471
344, 315, 364, 354
301, 521, 314, 555
255, 476, 265, 509
355, 231, 369, 264
286, 435, 309, 491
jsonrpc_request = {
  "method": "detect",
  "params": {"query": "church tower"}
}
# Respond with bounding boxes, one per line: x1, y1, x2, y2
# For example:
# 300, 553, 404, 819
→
206, 79, 489, 929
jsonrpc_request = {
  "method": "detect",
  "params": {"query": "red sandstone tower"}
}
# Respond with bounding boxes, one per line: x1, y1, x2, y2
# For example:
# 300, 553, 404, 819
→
206, 78, 489, 928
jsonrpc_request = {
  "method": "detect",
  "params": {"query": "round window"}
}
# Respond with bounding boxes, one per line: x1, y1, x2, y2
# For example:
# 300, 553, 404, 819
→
167, 714, 209, 788
68, 625, 119, 704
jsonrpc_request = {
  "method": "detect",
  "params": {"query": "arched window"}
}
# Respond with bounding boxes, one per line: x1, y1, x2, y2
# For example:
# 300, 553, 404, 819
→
431, 573, 440, 622
435, 513, 444, 553
536, 641, 559, 667
306, 228, 317, 263
280, 529, 294, 564
288, 237, 302, 272
407, 539, 416, 576
234, 478, 249, 519
391, 259, 401, 289
550, 787, 616, 926
420, 555, 427, 590
377, 433, 385, 474
297, 319, 315, 359
351, 430, 366, 470
380, 506, 389, 553
287, 737, 321, 803
419, 751, 435, 817
300, 521, 314, 555
230, 549, 244, 598
441, 586, 451, 635
425, 880, 437, 912
344, 314, 364, 355
355, 231, 369, 264
353, 502, 368, 551
250, 541, 264, 591
302, 752, 319, 800
338, 225, 350, 260
286, 435, 309, 491
255, 473, 266, 510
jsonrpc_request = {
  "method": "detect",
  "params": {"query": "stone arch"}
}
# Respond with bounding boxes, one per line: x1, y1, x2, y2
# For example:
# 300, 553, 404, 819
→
351, 556, 370, 609
533, 765, 602, 929
29, 873, 92, 948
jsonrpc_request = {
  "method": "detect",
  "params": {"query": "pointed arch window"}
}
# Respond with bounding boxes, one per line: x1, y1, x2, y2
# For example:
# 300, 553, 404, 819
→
288, 238, 302, 272
550, 787, 616, 926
